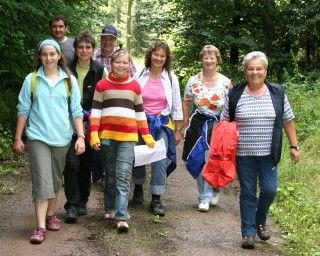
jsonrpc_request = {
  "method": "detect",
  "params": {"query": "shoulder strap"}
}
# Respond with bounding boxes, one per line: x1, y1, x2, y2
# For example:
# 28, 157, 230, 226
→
65, 80, 71, 103
30, 71, 71, 103
31, 71, 39, 102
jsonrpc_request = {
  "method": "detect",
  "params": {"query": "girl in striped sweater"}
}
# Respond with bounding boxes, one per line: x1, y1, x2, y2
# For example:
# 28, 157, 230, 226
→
90, 48, 155, 232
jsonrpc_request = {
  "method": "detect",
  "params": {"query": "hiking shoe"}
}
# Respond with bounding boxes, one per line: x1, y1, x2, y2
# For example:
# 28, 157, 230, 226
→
65, 206, 78, 223
77, 206, 88, 216
30, 227, 46, 244
149, 200, 165, 216
241, 236, 255, 249
132, 186, 144, 204
257, 224, 271, 241
46, 215, 61, 231
198, 202, 209, 212
104, 212, 115, 220
210, 191, 220, 206
117, 221, 129, 233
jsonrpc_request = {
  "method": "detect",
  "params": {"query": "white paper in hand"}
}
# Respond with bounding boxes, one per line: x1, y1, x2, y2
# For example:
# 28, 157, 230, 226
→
134, 138, 166, 167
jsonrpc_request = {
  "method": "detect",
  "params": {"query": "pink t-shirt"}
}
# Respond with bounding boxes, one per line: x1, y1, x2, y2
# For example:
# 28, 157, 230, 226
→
142, 79, 167, 115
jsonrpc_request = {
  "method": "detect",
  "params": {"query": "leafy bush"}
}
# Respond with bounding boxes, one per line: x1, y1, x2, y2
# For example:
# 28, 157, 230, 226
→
272, 135, 320, 255
285, 79, 320, 141
270, 75, 320, 255
0, 88, 18, 130
0, 125, 14, 161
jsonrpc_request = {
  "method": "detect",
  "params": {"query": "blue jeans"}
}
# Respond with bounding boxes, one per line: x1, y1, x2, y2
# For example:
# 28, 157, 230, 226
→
150, 128, 169, 195
133, 127, 169, 195
197, 169, 220, 204
102, 140, 135, 220
236, 155, 278, 237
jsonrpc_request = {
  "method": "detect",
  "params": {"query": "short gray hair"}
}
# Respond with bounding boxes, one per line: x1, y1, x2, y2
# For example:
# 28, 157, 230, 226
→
242, 51, 268, 69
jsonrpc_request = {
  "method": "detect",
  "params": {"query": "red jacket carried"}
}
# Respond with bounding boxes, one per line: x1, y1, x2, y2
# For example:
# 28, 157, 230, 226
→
202, 120, 238, 189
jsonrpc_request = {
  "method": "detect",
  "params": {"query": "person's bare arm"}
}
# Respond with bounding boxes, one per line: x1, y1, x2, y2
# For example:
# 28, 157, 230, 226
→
73, 117, 86, 155
13, 115, 27, 154
283, 120, 300, 164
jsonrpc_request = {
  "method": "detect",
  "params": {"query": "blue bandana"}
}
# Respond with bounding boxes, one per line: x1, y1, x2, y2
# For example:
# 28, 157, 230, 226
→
38, 39, 61, 53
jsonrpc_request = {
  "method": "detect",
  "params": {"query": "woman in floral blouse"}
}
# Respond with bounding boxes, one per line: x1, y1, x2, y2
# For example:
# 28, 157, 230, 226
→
182, 45, 232, 212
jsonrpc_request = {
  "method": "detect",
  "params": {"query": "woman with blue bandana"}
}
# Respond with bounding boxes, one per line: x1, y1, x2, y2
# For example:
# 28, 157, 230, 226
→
13, 39, 84, 244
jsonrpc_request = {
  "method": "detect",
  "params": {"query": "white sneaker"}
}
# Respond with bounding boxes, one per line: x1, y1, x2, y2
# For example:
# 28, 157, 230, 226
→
210, 192, 220, 206
198, 202, 209, 212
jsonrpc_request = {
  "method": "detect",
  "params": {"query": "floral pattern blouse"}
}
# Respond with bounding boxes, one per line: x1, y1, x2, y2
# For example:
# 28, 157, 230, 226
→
184, 72, 232, 116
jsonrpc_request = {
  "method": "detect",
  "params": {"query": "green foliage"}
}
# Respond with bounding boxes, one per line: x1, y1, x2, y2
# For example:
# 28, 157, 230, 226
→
0, 88, 18, 129
284, 72, 320, 141
271, 135, 320, 255
0, 183, 14, 194
0, 0, 108, 130
270, 77, 320, 255
0, 158, 27, 194
167, 0, 320, 85
150, 214, 162, 223
0, 125, 14, 161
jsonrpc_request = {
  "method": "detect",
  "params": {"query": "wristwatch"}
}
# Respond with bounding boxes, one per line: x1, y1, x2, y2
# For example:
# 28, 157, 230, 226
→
290, 145, 299, 151
77, 134, 85, 139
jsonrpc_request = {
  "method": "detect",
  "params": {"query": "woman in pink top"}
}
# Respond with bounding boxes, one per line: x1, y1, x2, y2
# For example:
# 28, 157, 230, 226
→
132, 41, 183, 216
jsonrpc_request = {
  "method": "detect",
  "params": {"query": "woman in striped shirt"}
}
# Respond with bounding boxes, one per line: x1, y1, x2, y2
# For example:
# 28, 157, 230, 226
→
221, 51, 300, 250
90, 48, 155, 233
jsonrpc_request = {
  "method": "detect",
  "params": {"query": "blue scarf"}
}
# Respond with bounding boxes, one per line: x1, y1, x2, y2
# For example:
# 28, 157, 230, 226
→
146, 114, 177, 176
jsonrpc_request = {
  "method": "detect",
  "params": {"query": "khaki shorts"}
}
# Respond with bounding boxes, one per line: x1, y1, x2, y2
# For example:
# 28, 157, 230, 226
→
28, 140, 69, 200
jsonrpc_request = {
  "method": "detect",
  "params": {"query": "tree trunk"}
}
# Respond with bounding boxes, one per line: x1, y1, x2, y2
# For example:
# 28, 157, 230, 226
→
306, 38, 311, 66
115, 0, 121, 29
230, 0, 240, 64
262, 0, 275, 55
126, 0, 134, 53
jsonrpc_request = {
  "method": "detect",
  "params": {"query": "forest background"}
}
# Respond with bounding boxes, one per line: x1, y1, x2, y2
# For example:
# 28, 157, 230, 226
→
0, 0, 319, 255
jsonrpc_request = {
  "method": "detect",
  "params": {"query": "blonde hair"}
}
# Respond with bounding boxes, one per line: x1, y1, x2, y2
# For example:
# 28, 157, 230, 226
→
199, 45, 222, 63
111, 48, 130, 64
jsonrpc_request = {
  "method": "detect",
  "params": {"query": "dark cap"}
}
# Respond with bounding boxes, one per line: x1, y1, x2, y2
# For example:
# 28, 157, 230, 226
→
101, 25, 117, 38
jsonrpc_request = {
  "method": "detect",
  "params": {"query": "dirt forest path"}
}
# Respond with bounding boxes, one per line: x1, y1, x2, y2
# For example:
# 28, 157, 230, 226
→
0, 145, 283, 256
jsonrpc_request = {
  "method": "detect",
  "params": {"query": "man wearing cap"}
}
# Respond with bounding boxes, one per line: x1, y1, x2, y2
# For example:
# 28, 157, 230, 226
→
93, 24, 136, 77
49, 15, 75, 64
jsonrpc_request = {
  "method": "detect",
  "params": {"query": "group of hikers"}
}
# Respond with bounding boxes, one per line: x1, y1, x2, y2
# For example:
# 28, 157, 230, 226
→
12, 15, 300, 250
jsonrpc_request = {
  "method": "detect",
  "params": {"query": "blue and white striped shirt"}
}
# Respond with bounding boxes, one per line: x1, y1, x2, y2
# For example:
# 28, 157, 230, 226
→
221, 89, 294, 156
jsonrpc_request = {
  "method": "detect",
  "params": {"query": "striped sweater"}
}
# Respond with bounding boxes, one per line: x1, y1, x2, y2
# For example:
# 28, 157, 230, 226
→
90, 74, 151, 146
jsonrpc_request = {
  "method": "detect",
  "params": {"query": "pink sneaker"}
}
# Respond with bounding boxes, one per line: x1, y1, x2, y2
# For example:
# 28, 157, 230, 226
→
46, 215, 61, 231
30, 227, 46, 244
